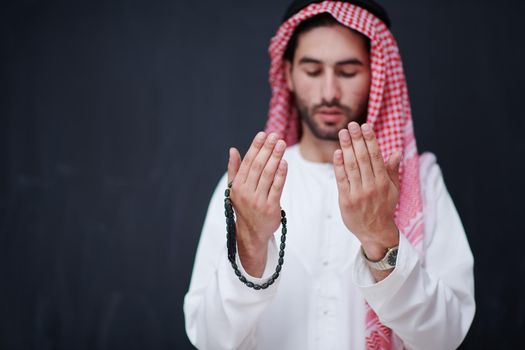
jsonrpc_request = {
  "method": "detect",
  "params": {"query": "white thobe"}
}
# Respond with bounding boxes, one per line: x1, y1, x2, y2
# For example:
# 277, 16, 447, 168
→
184, 144, 475, 350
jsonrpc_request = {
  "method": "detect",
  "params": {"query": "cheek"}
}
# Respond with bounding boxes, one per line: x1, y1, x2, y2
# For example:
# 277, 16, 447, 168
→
359, 71, 372, 97
292, 74, 318, 103
343, 74, 371, 102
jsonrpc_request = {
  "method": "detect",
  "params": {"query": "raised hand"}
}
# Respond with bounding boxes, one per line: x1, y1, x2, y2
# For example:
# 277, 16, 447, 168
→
228, 132, 288, 277
333, 122, 401, 263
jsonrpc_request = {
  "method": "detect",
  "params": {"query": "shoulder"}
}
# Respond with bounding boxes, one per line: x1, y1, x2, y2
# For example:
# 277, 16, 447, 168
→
419, 152, 446, 201
418, 152, 454, 244
206, 171, 229, 215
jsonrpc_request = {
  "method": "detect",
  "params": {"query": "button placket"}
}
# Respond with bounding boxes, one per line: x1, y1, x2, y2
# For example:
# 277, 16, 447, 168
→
322, 179, 338, 269
316, 172, 338, 350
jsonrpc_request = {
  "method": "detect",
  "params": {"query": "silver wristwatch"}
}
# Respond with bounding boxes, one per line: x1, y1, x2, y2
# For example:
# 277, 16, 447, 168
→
361, 245, 398, 271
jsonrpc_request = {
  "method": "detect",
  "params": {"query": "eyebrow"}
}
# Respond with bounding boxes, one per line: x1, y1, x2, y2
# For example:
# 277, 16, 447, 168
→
297, 56, 364, 66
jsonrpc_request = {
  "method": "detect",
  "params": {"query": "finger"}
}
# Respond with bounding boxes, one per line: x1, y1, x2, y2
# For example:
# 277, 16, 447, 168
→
333, 149, 351, 196
361, 123, 388, 181
246, 132, 279, 190
386, 151, 402, 189
268, 159, 288, 204
257, 139, 287, 196
228, 147, 242, 184
236, 131, 267, 183
338, 129, 361, 191
348, 122, 374, 188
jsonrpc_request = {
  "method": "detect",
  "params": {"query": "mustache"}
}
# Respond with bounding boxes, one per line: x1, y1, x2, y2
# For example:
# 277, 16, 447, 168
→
312, 101, 352, 114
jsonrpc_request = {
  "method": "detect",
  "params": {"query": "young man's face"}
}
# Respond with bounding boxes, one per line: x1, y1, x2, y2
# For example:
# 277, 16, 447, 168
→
285, 24, 371, 141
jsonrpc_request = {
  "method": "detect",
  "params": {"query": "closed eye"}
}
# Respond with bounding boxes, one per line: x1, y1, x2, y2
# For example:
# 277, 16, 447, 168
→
339, 71, 357, 78
306, 70, 321, 77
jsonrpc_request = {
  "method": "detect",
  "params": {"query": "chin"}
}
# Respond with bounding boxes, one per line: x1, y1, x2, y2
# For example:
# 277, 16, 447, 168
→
302, 120, 341, 141
320, 121, 348, 134
312, 127, 341, 141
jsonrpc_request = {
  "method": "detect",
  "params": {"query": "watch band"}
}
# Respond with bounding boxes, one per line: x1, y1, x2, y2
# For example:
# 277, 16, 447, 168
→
361, 245, 399, 271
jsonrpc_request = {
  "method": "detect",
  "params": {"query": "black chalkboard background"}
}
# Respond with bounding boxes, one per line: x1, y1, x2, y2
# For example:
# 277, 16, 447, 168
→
1, 0, 524, 349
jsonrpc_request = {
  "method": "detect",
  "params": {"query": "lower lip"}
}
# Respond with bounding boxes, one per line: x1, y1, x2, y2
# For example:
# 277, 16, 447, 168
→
318, 112, 343, 123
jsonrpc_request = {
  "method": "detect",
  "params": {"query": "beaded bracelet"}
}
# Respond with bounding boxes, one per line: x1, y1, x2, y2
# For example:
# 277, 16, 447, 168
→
224, 181, 287, 290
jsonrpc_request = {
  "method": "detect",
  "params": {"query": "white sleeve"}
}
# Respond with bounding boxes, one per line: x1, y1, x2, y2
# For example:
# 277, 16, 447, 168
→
183, 172, 281, 350
351, 153, 476, 350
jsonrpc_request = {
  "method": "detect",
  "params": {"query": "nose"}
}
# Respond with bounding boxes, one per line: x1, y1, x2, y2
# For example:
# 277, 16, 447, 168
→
320, 69, 341, 104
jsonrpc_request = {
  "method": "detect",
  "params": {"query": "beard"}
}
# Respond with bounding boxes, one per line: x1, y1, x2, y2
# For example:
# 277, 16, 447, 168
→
293, 93, 368, 141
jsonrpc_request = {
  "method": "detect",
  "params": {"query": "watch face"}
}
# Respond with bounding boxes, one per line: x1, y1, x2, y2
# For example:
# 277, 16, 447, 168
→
387, 248, 398, 266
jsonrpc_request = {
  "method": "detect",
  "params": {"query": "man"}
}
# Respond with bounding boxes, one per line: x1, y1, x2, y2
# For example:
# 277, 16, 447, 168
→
184, 1, 475, 349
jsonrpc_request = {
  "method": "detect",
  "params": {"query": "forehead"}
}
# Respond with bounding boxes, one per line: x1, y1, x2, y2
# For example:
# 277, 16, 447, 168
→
293, 24, 369, 64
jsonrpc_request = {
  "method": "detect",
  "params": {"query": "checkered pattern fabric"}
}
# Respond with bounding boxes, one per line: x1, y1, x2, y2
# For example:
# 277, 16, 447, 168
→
264, 2, 425, 349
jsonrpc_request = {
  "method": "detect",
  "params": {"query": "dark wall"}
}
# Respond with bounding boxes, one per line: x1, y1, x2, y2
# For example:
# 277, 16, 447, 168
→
1, 0, 524, 349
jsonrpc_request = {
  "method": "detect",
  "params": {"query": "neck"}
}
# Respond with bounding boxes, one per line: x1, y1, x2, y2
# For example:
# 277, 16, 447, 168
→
298, 124, 340, 163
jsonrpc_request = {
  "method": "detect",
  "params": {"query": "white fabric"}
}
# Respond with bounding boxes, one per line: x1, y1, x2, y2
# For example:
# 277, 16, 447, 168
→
183, 144, 475, 350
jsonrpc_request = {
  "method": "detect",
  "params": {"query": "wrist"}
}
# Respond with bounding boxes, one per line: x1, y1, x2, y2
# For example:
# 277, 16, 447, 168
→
237, 243, 268, 278
236, 222, 270, 257
237, 235, 269, 262
224, 181, 287, 289
361, 226, 399, 261
236, 225, 270, 278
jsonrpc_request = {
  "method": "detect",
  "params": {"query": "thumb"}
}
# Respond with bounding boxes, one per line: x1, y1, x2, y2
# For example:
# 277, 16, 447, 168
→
228, 147, 242, 184
386, 151, 402, 189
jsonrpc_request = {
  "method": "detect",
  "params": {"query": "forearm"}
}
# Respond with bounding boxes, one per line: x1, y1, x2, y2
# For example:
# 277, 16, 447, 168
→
236, 222, 270, 278
383, 268, 473, 350
186, 128, 289, 348
185, 238, 280, 350
353, 234, 475, 350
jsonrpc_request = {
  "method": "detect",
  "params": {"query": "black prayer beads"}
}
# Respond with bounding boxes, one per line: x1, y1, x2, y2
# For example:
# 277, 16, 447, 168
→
224, 181, 287, 290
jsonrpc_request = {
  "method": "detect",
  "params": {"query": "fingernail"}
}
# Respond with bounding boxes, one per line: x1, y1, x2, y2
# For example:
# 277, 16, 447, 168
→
361, 123, 371, 133
275, 140, 285, 151
339, 129, 350, 142
256, 131, 266, 141
349, 122, 360, 134
268, 133, 278, 143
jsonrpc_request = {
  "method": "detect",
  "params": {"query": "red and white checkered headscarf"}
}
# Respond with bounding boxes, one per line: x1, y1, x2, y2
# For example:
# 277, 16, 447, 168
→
264, 1, 424, 349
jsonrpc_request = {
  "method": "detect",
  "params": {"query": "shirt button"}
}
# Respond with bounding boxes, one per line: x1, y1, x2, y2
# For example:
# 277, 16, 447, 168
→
323, 261, 329, 266
326, 213, 332, 219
